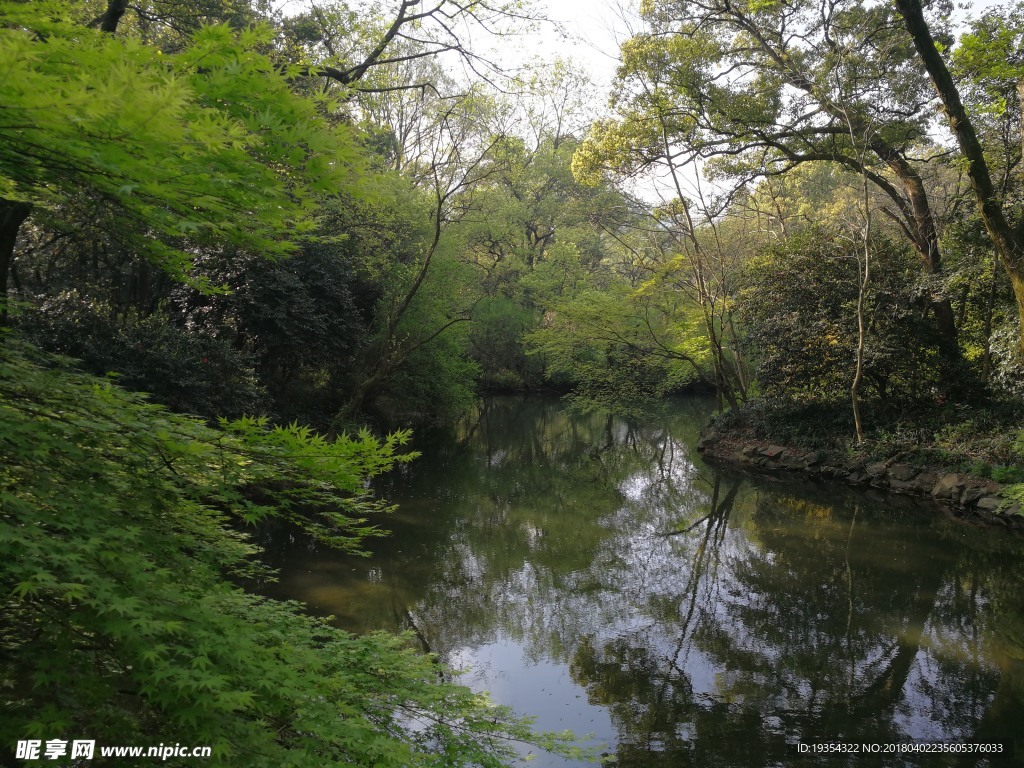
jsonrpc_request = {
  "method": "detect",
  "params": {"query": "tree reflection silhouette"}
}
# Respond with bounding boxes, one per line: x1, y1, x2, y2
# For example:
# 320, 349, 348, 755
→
263, 397, 1024, 766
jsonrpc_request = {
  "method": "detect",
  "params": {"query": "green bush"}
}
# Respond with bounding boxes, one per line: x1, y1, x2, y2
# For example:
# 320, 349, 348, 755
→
710, 397, 856, 449
969, 459, 993, 478
16, 292, 266, 420
740, 229, 945, 405
991, 465, 1024, 483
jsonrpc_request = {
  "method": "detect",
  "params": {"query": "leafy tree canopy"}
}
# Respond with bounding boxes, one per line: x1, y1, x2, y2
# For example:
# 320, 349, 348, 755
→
0, 0, 362, 286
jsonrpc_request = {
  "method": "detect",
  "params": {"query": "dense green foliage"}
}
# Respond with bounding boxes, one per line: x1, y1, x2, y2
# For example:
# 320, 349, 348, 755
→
17, 293, 268, 419
0, 339, 590, 765
0, 3, 357, 277
4, 0, 1024, 762
4, 0, 1023, 426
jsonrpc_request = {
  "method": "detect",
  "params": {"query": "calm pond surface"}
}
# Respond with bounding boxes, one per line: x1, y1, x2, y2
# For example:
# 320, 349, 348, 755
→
259, 397, 1024, 766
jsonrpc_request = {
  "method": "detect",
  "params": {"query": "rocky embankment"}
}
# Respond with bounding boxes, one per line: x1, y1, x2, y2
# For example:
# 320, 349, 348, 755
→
697, 427, 1024, 529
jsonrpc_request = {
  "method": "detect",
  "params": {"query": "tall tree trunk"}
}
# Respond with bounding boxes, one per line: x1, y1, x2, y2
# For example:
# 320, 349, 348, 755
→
896, 0, 1024, 355
866, 135, 960, 348
741, 14, 962, 352
657, 114, 743, 411
0, 200, 32, 325
759, 26, 963, 354
338, 365, 387, 425
99, 0, 129, 33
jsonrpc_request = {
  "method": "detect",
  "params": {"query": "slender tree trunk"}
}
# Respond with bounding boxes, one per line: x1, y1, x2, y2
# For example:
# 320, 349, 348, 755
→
844, 115, 872, 444
982, 255, 999, 382
1019, 80, 1024, 164
0, 200, 32, 325
692, 260, 740, 410
338, 193, 446, 423
656, 113, 743, 410
338, 364, 388, 424
851, 241, 869, 445
956, 282, 970, 329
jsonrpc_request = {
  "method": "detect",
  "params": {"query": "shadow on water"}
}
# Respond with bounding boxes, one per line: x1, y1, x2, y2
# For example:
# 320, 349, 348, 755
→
256, 396, 1024, 767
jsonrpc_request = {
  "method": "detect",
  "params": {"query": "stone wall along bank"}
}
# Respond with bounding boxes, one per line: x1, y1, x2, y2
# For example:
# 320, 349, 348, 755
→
696, 429, 1024, 529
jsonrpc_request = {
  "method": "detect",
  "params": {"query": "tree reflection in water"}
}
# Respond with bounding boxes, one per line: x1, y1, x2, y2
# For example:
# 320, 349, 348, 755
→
261, 397, 1024, 766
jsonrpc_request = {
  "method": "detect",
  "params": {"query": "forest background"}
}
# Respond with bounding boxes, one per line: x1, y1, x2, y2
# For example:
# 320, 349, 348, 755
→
2, 0, 1024, 764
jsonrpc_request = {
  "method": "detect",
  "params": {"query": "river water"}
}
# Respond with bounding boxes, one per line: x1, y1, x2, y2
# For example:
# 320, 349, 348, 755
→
258, 397, 1024, 766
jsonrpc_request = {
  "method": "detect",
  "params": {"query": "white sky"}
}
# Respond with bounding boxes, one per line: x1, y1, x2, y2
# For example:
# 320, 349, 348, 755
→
519, 0, 635, 87
275, 0, 638, 107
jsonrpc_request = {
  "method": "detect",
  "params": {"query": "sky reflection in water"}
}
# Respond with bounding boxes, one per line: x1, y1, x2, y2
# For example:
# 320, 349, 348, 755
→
259, 397, 1024, 767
